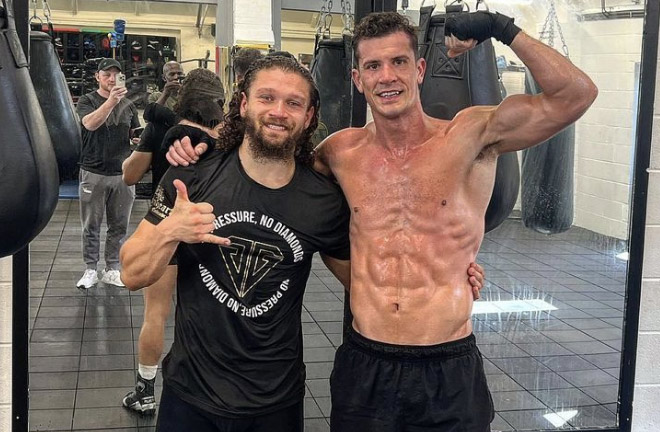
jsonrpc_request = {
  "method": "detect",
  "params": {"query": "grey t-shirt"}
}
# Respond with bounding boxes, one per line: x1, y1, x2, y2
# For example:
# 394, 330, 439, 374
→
76, 91, 140, 175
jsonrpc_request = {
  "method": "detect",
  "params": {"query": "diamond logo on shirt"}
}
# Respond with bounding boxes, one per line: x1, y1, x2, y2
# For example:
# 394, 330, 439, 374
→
220, 236, 284, 298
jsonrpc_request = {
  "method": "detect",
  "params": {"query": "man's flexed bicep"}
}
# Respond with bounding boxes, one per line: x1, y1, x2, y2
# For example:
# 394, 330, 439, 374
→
445, 13, 597, 156
486, 33, 597, 155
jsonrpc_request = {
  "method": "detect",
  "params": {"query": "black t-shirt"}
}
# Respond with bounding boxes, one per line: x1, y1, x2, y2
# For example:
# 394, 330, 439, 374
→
136, 103, 176, 191
76, 91, 140, 175
145, 148, 350, 417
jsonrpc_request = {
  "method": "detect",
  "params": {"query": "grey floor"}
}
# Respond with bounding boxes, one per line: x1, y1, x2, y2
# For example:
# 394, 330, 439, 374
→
27, 199, 626, 431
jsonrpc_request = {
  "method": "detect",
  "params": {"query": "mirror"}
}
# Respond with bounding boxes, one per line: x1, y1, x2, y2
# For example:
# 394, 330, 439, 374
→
26, 0, 642, 431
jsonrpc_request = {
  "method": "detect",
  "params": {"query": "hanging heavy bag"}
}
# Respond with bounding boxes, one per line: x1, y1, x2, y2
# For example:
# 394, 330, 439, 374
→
0, 0, 59, 257
310, 34, 353, 142
520, 1, 575, 234
419, 6, 520, 232
521, 71, 575, 234
30, 30, 82, 182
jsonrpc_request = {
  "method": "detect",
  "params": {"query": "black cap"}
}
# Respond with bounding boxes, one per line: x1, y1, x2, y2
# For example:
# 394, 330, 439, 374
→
97, 58, 122, 72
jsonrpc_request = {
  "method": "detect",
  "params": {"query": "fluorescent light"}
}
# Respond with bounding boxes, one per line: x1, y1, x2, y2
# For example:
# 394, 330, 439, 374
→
544, 410, 578, 427
616, 252, 629, 261
472, 299, 557, 315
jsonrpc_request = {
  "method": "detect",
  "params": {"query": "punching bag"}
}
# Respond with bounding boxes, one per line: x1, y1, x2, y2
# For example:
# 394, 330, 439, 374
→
0, 0, 59, 257
521, 71, 575, 234
310, 35, 353, 142
30, 30, 82, 182
418, 6, 520, 232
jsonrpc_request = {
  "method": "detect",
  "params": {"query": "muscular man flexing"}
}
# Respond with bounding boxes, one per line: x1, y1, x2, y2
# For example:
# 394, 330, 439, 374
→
314, 12, 597, 431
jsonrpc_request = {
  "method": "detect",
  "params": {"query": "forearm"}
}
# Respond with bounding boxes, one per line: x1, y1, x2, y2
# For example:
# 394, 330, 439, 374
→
119, 221, 180, 290
122, 151, 152, 185
510, 33, 597, 111
155, 91, 170, 106
82, 101, 115, 131
321, 255, 351, 291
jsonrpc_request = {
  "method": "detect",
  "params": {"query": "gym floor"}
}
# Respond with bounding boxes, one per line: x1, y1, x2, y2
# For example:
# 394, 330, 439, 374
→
26, 198, 626, 431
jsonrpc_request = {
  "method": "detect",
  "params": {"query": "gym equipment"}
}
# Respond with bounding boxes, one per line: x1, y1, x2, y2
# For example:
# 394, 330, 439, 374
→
0, 0, 59, 257
30, 30, 82, 182
418, 4, 519, 232
310, 36, 353, 140
310, 0, 353, 142
521, 0, 575, 234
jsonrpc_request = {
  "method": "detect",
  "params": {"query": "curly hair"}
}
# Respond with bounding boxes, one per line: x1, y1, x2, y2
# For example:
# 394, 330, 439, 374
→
234, 48, 264, 79
174, 68, 225, 129
218, 56, 320, 166
353, 12, 418, 63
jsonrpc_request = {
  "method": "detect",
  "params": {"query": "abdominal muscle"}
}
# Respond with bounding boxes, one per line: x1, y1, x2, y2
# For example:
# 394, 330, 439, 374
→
349, 214, 482, 346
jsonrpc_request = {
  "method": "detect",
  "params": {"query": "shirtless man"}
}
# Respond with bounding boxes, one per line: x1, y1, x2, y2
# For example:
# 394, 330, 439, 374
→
165, 10, 597, 431
318, 11, 596, 431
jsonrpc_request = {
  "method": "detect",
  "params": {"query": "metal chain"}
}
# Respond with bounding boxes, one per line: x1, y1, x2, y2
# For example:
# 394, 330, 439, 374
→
341, 0, 353, 35
539, 0, 569, 57
43, 0, 52, 23
315, 0, 333, 38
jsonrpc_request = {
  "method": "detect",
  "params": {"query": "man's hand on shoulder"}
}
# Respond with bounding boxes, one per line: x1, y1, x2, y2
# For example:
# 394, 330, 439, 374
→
166, 136, 209, 167
158, 179, 231, 246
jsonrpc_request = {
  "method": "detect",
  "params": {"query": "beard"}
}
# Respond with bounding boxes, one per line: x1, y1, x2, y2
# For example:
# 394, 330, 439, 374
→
244, 112, 304, 162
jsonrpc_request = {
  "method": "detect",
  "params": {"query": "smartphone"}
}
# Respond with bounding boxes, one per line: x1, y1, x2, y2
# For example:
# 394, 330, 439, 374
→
116, 73, 126, 88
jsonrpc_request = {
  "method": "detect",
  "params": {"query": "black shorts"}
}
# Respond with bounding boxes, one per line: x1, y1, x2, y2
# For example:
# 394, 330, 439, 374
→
330, 330, 494, 432
156, 385, 303, 432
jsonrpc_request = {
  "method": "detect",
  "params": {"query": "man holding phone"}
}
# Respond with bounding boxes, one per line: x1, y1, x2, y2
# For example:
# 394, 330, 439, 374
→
75, 58, 140, 289
148, 61, 185, 111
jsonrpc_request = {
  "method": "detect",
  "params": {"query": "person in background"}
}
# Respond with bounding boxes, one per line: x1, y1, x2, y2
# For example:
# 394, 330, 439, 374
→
149, 61, 185, 111
75, 58, 139, 290
233, 47, 264, 84
120, 68, 224, 416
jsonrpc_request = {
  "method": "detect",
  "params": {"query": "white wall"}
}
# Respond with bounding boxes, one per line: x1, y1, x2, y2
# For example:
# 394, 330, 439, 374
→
568, 18, 642, 239
0, 257, 12, 431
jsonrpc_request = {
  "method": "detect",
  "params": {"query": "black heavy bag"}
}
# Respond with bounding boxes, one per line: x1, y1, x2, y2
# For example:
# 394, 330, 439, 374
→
310, 35, 352, 142
521, 71, 574, 234
418, 7, 519, 232
30, 30, 82, 182
0, 0, 59, 257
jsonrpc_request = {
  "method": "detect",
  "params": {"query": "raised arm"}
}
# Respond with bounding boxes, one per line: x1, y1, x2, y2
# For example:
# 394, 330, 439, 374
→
122, 151, 152, 186
80, 86, 128, 131
446, 12, 598, 155
120, 179, 230, 290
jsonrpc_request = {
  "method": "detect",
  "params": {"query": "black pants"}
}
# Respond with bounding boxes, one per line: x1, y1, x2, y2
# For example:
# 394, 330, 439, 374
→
330, 330, 494, 432
156, 385, 303, 432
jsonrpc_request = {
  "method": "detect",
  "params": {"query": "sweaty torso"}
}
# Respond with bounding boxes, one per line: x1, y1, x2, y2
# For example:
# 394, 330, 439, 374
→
323, 118, 497, 345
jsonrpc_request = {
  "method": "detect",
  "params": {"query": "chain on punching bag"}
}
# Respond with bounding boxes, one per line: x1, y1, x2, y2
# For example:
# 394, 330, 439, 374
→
0, 0, 59, 257
418, 3, 520, 233
521, 0, 575, 234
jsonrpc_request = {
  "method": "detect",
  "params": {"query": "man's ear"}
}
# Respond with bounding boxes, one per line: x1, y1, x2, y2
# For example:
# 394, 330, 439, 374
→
304, 106, 314, 129
351, 69, 363, 94
239, 92, 248, 117
95, 72, 101, 83
416, 57, 426, 85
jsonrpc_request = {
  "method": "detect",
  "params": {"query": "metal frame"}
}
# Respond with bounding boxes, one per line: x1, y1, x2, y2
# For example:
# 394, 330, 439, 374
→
617, 0, 659, 430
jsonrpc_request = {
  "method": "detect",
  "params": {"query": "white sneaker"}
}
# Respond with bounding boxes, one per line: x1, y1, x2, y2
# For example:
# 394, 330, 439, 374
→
101, 269, 125, 287
76, 269, 98, 289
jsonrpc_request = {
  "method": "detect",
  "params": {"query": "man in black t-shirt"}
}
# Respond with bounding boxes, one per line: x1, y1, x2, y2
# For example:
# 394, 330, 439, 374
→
120, 57, 350, 431
120, 69, 225, 416
75, 58, 140, 290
